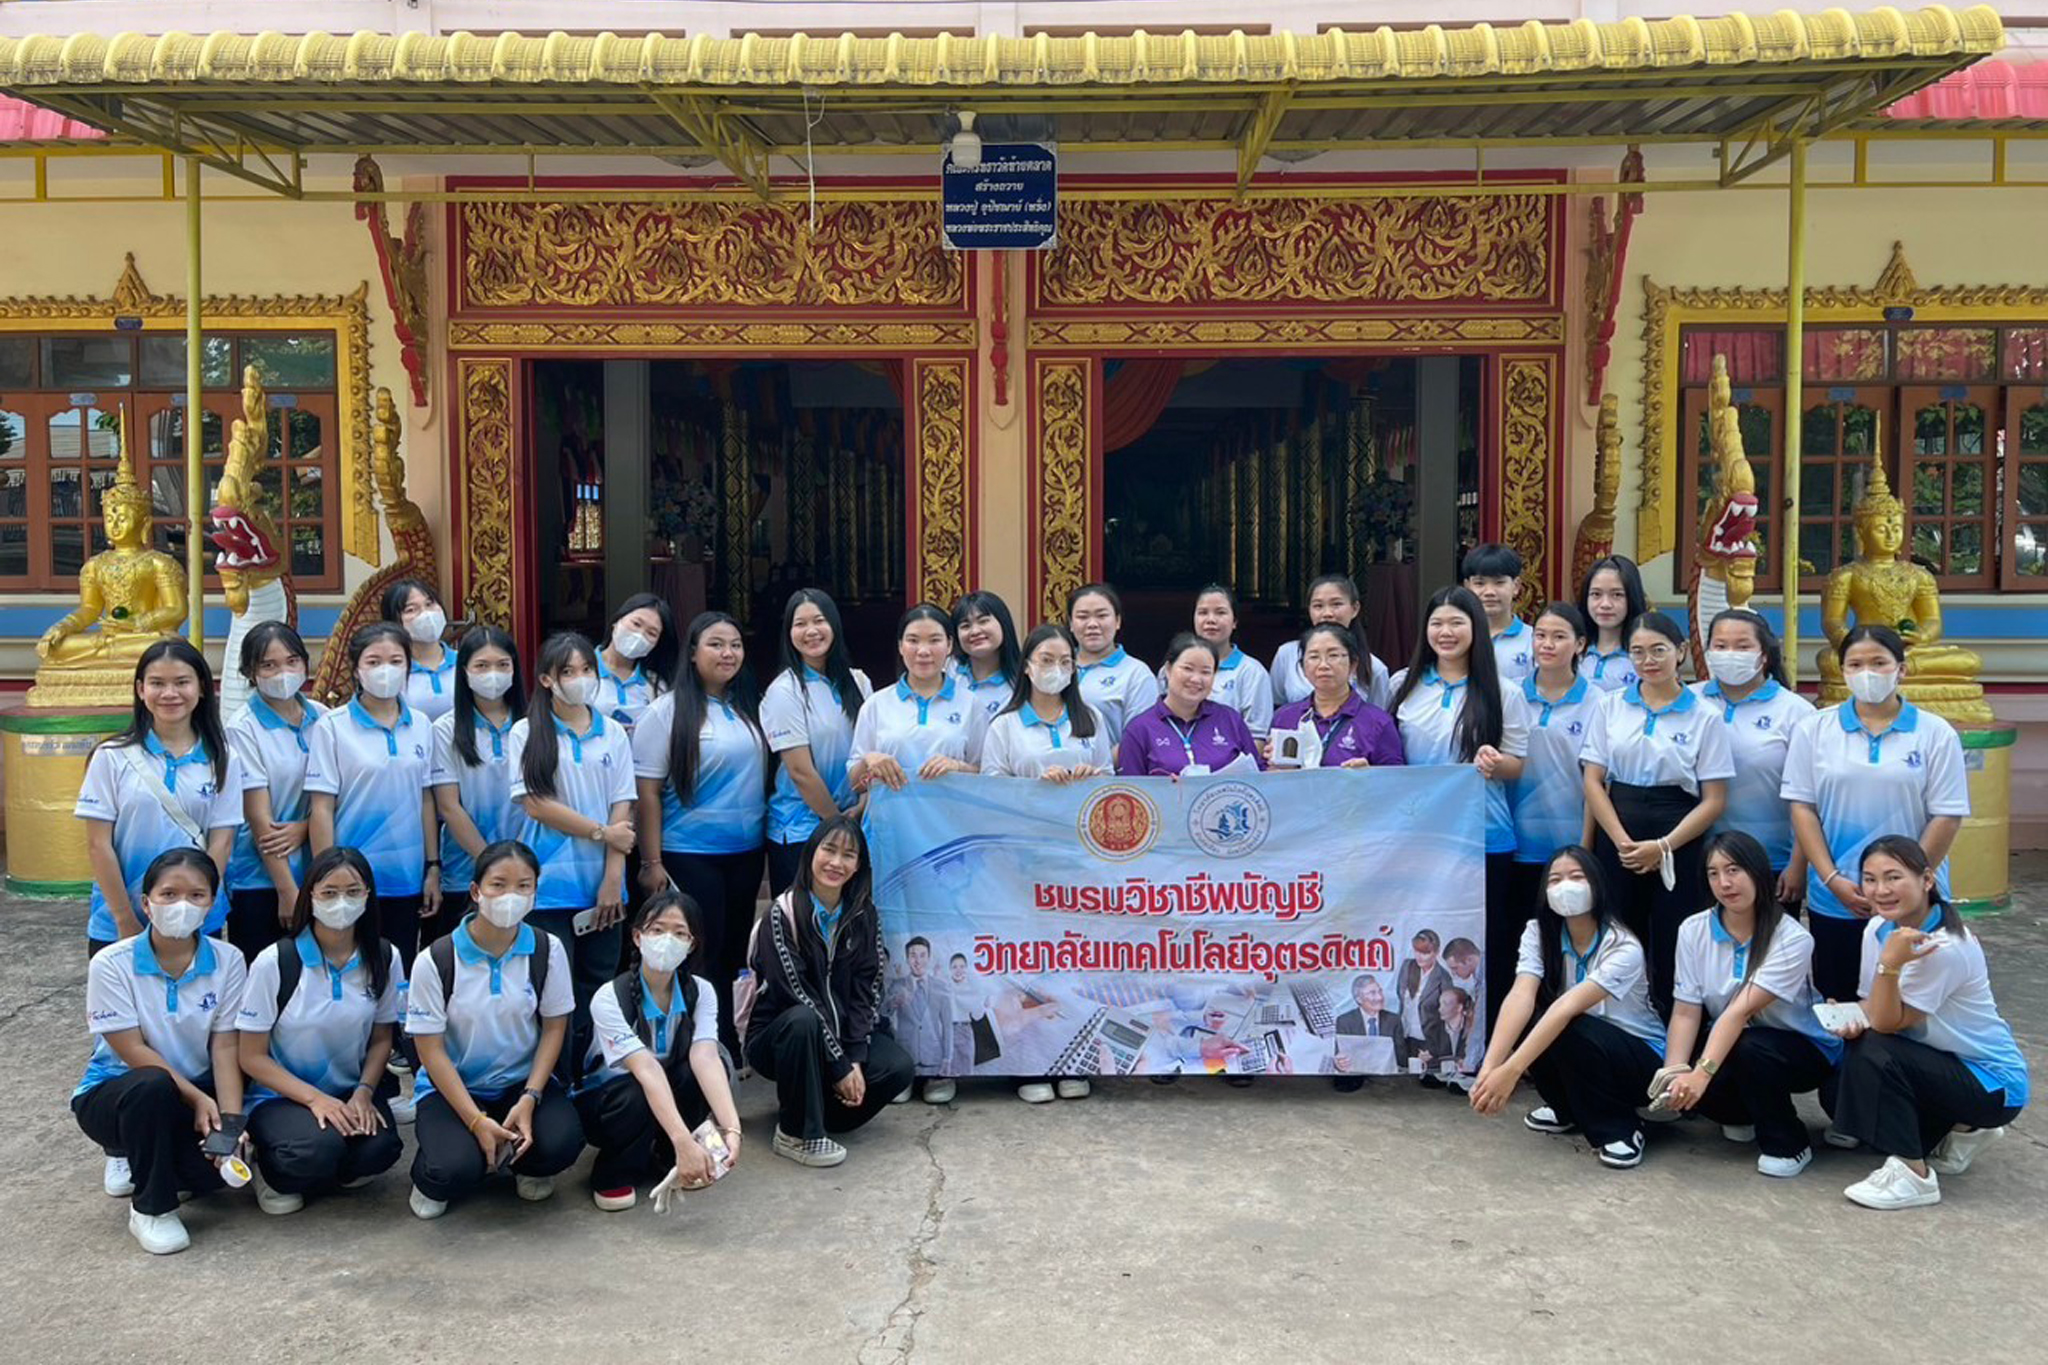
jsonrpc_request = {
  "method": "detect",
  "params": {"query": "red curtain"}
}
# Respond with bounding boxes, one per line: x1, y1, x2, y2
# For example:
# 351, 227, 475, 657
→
1102, 359, 1186, 453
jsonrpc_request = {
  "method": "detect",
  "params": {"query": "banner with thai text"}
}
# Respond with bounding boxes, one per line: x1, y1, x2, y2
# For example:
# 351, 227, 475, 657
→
866, 768, 1487, 1080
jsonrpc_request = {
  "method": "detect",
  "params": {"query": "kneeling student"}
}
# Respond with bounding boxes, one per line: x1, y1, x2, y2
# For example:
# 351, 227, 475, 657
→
404, 840, 584, 1219
1468, 846, 1668, 1169
574, 891, 743, 1210
236, 846, 406, 1213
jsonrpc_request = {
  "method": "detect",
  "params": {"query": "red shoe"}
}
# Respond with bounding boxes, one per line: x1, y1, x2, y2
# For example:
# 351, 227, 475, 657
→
592, 1186, 637, 1211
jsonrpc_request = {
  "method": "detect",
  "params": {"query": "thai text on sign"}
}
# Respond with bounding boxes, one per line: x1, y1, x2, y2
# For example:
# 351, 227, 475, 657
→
941, 142, 1058, 250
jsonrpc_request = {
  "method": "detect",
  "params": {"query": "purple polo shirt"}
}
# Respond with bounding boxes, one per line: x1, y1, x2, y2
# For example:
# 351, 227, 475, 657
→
1114, 700, 1265, 777
1271, 693, 1406, 768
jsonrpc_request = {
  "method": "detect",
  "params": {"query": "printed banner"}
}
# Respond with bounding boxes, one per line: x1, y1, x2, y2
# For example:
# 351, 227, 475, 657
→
867, 768, 1487, 1081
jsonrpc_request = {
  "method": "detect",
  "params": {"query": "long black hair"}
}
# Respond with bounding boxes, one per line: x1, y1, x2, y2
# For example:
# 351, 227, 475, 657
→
1534, 846, 1622, 1005
450, 625, 524, 768
284, 845, 391, 998
1702, 830, 1786, 985
668, 611, 764, 806
786, 815, 873, 934
100, 638, 230, 789
894, 602, 956, 681
1534, 601, 1590, 675
778, 587, 863, 724
999, 623, 1098, 740
237, 620, 309, 688
952, 590, 1022, 684
1577, 554, 1646, 648
1391, 585, 1503, 761
520, 632, 600, 801
1706, 608, 1789, 688
605, 592, 679, 700
1859, 833, 1968, 940
141, 845, 221, 901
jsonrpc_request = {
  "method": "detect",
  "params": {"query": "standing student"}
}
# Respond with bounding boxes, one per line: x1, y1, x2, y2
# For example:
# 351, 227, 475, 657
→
952, 590, 1022, 762
1393, 586, 1528, 1028
306, 622, 440, 965
1694, 608, 1814, 902
405, 840, 583, 1219
431, 627, 525, 924
1268, 624, 1404, 769
633, 612, 769, 1053
1826, 836, 2028, 1210
574, 891, 742, 1211
225, 622, 327, 961
1173, 584, 1274, 737
1116, 634, 1265, 778
760, 589, 873, 897
1509, 603, 1601, 911
1469, 847, 1668, 1170
745, 817, 915, 1168
1783, 626, 1970, 1003
1576, 555, 1647, 695
1463, 543, 1533, 684
507, 632, 637, 1027
1659, 832, 1841, 1178
850, 604, 979, 794
381, 578, 457, 722
73, 849, 248, 1255
1270, 573, 1394, 711
1580, 610, 1732, 1012
1067, 582, 1161, 750
78, 640, 242, 955
979, 623, 1113, 785
594, 592, 676, 731
234, 846, 406, 1214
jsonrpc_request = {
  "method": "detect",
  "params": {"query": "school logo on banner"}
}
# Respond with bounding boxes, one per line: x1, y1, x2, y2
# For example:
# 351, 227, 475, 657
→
1188, 780, 1272, 858
1078, 785, 1159, 861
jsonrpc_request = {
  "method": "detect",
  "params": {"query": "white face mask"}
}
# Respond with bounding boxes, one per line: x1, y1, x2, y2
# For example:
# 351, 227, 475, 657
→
311, 892, 369, 930
1547, 879, 1594, 918
638, 933, 693, 974
359, 663, 408, 700
1848, 668, 1900, 705
476, 891, 534, 928
1704, 650, 1763, 687
553, 675, 599, 707
466, 669, 515, 701
150, 898, 208, 939
613, 629, 654, 661
256, 670, 305, 701
406, 609, 447, 644
1030, 665, 1074, 695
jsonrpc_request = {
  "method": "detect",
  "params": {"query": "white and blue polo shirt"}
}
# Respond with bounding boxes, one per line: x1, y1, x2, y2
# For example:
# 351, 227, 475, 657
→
508, 709, 637, 910
1490, 617, 1535, 684
1397, 669, 1530, 856
1859, 910, 2028, 1107
405, 918, 574, 1100
305, 700, 434, 900
575, 970, 720, 1094
760, 666, 873, 846
954, 660, 1015, 764
595, 656, 660, 731
1581, 684, 1735, 796
75, 737, 245, 941
1509, 675, 1600, 865
631, 691, 768, 858
1674, 909, 1842, 1061
430, 708, 520, 895
978, 703, 1114, 778
236, 930, 407, 1105
850, 676, 975, 778
404, 648, 458, 723
225, 695, 328, 894
1579, 645, 1638, 696
1781, 702, 1970, 920
1514, 918, 1666, 1055
1269, 639, 1394, 711
1693, 679, 1815, 869
1076, 647, 1161, 748
76, 933, 246, 1099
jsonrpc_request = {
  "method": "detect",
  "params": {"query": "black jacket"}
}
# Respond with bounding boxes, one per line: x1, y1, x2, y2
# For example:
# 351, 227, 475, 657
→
745, 889, 883, 1082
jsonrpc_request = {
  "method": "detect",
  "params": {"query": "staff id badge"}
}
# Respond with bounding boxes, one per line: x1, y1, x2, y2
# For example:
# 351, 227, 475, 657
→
1182, 762, 1211, 777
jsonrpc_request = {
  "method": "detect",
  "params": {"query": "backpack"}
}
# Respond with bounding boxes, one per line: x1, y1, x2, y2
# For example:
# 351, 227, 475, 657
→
274, 936, 397, 1017
428, 928, 552, 1005
732, 896, 799, 1039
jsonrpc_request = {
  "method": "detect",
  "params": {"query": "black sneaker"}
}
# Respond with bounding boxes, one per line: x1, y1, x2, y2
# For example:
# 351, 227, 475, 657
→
1598, 1130, 1646, 1169
1523, 1105, 1579, 1135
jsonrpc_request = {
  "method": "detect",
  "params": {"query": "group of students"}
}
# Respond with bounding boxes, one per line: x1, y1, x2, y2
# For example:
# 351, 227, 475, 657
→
69, 552, 2028, 1255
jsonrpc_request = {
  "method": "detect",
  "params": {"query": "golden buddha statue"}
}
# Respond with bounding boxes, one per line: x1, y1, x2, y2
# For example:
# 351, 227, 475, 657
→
1816, 446, 1993, 723
29, 427, 189, 707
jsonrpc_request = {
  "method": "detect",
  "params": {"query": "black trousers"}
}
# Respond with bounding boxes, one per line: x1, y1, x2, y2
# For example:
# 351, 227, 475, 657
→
528, 908, 624, 1066
409, 1083, 585, 1203
573, 1069, 712, 1190
246, 1095, 403, 1194
745, 1006, 915, 1142
662, 848, 767, 1053
1823, 1031, 2022, 1162
1526, 1013, 1664, 1146
1688, 1026, 1838, 1157
767, 840, 807, 899
226, 888, 287, 963
382, 893, 426, 968
1592, 782, 1707, 1015
1484, 851, 1529, 1035
1807, 912, 1869, 1006
73, 1069, 226, 1217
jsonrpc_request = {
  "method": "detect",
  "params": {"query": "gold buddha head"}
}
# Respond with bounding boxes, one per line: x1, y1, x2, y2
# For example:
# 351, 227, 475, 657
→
1853, 454, 1906, 560
100, 442, 153, 549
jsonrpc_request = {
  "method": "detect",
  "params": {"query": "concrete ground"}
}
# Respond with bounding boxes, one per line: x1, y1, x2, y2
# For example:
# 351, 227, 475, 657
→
2, 862, 2044, 1364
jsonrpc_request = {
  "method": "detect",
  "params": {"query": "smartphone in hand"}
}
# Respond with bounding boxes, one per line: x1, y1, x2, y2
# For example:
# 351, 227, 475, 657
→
200, 1112, 247, 1159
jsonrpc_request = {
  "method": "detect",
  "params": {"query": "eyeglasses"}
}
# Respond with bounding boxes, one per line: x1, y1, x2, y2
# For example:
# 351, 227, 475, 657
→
1628, 645, 1676, 663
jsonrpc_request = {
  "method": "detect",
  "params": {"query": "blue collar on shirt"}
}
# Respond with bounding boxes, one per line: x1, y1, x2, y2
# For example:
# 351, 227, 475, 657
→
414, 649, 457, 695
132, 932, 218, 1013
1702, 677, 1782, 722
1874, 905, 1945, 942
814, 898, 845, 945
1621, 682, 1698, 735
1421, 667, 1468, 711
1522, 674, 1589, 725
454, 915, 536, 997
596, 655, 647, 702
1563, 924, 1605, 984
1585, 644, 1628, 672
958, 662, 1011, 692
294, 926, 362, 1002
473, 709, 516, 759
639, 969, 689, 1050
347, 697, 414, 756
1495, 617, 1528, 641
1839, 699, 1920, 764
1078, 647, 1128, 676
1215, 647, 1245, 672
1020, 705, 1071, 748
1707, 910, 1754, 979
250, 695, 318, 753
142, 731, 212, 793
894, 674, 958, 722
551, 706, 607, 762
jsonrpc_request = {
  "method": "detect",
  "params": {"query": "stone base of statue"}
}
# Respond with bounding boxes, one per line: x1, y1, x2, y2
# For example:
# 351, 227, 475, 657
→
26, 633, 166, 709
0, 704, 124, 896
1814, 651, 1996, 725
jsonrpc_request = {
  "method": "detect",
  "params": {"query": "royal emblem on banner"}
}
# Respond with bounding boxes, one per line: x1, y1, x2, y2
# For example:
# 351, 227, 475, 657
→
1079, 785, 1159, 861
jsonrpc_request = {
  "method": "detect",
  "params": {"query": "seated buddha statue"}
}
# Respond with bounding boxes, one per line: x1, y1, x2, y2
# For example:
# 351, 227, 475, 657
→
29, 444, 189, 707
1816, 453, 1992, 724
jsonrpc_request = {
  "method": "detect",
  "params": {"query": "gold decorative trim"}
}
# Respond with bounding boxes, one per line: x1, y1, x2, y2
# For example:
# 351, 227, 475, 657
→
1500, 354, 1556, 612
1028, 315, 1563, 350
908, 357, 972, 608
448, 318, 976, 352
1030, 358, 1091, 623
1636, 242, 2048, 563
456, 358, 516, 631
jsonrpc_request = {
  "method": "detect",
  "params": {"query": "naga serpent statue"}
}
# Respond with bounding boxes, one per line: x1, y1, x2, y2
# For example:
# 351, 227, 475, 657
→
209, 365, 296, 714
1569, 394, 1622, 594
1687, 354, 1761, 673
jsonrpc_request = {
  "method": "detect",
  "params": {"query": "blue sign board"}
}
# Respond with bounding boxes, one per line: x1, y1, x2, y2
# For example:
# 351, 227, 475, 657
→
942, 142, 1057, 251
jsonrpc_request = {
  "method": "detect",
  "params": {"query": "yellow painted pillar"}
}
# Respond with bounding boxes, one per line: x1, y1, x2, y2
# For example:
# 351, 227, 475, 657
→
1780, 140, 1807, 684
184, 156, 204, 646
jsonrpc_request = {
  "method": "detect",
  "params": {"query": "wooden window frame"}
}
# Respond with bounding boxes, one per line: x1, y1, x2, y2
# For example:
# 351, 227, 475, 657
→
2004, 387, 2048, 590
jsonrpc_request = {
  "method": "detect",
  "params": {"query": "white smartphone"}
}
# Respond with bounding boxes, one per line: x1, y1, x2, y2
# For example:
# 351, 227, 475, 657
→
571, 908, 601, 936
1812, 1001, 1870, 1032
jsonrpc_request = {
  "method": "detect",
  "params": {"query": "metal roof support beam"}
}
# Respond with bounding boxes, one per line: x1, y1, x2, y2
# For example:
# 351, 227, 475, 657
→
1720, 56, 1981, 186
24, 91, 303, 198
1236, 88, 1294, 196
647, 91, 774, 199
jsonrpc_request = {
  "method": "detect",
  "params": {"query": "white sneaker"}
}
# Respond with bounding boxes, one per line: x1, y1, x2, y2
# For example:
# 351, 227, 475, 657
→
1055, 1078, 1092, 1101
103, 1156, 134, 1198
127, 1208, 190, 1255
1823, 1126, 1861, 1150
1597, 1131, 1646, 1169
1929, 1125, 2004, 1176
1757, 1148, 1814, 1179
890, 1085, 912, 1105
1016, 1082, 1056, 1104
250, 1164, 304, 1216
1844, 1156, 1941, 1210
1720, 1124, 1757, 1144
773, 1128, 847, 1168
1523, 1106, 1577, 1135
388, 1082, 417, 1126
514, 1175, 555, 1203
409, 1185, 448, 1220
592, 1185, 638, 1212
922, 1079, 956, 1105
